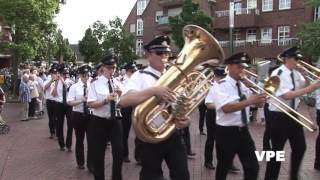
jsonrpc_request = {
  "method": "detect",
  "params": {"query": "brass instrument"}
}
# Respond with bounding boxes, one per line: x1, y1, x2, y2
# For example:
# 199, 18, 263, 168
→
242, 69, 317, 132
132, 25, 225, 143
277, 54, 320, 81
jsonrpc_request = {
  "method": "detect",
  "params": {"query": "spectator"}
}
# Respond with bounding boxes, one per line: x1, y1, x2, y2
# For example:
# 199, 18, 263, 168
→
19, 74, 31, 121
28, 74, 39, 119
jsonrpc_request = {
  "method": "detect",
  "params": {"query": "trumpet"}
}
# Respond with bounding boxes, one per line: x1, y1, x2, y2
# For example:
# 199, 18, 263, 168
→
242, 69, 317, 132
277, 54, 320, 81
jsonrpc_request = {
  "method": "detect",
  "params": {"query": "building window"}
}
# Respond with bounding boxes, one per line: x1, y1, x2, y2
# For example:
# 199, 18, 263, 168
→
279, 0, 291, 10
137, 19, 143, 36
315, 6, 320, 21
278, 26, 290, 46
168, 7, 182, 17
233, 29, 240, 41
246, 29, 257, 42
155, 11, 163, 22
235, 3, 242, 15
130, 24, 135, 33
262, 0, 273, 12
136, 39, 143, 56
137, 0, 149, 16
247, 0, 257, 9
261, 27, 272, 43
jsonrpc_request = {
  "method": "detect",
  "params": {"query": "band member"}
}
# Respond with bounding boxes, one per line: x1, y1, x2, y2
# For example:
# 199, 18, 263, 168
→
315, 81, 320, 171
87, 55, 124, 180
67, 64, 92, 170
198, 100, 207, 135
119, 36, 190, 180
52, 65, 74, 151
265, 47, 320, 180
120, 63, 136, 163
204, 67, 225, 170
43, 65, 59, 138
206, 52, 267, 180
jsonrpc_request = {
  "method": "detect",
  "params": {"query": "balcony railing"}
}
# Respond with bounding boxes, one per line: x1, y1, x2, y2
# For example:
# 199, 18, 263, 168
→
215, 8, 260, 17
158, 16, 169, 25
219, 38, 299, 48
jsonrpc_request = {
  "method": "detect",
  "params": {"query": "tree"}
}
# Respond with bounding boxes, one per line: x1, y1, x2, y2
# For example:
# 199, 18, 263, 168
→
55, 30, 74, 62
298, 0, 320, 58
168, 0, 213, 49
79, 27, 104, 63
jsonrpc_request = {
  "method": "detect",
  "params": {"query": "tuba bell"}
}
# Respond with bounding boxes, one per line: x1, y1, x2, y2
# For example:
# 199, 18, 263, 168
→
132, 25, 225, 143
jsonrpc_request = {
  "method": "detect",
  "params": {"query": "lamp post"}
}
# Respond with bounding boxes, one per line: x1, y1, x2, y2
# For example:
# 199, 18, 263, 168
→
229, 0, 241, 55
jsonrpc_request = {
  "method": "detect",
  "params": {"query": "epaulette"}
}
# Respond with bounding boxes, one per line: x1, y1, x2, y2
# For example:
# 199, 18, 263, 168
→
277, 69, 283, 76
218, 79, 226, 84
91, 77, 98, 83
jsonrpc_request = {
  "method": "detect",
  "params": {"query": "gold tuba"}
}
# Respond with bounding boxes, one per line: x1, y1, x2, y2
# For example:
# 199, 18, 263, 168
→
132, 25, 225, 143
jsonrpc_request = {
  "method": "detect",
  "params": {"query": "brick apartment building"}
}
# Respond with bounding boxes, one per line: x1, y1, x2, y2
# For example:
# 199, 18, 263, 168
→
124, 0, 320, 62
0, 16, 12, 68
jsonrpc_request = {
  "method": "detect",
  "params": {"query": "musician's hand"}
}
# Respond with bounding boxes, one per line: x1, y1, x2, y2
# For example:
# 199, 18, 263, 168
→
308, 81, 320, 92
175, 116, 191, 129
114, 88, 122, 96
248, 93, 267, 106
106, 93, 118, 102
153, 86, 176, 102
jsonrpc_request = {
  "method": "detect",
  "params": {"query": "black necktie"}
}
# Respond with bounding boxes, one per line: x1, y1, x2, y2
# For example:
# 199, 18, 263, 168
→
83, 83, 89, 114
107, 80, 115, 118
236, 81, 248, 125
290, 72, 296, 109
62, 83, 67, 105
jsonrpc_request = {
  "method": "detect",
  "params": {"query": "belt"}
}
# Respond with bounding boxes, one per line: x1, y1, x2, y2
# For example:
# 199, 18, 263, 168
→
216, 124, 248, 132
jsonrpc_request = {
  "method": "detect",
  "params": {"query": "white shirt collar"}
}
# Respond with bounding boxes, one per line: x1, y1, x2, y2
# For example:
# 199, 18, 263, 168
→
280, 64, 293, 74
225, 74, 238, 87
145, 66, 162, 77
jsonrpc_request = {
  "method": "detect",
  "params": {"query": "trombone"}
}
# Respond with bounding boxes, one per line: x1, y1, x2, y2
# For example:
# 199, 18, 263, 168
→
277, 54, 320, 81
242, 69, 317, 132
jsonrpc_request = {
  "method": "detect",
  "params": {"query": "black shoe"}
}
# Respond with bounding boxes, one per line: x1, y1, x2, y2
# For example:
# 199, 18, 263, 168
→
200, 131, 206, 135
67, 147, 72, 152
78, 165, 85, 169
123, 157, 131, 163
315, 164, 320, 171
229, 165, 240, 173
60, 147, 65, 151
87, 166, 94, 173
204, 163, 216, 170
49, 134, 54, 139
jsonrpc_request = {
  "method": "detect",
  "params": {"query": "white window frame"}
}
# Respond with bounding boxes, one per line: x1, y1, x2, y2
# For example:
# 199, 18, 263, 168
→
262, 0, 273, 12
246, 29, 257, 42
136, 18, 143, 36
233, 29, 241, 41
235, 2, 242, 15
261, 27, 272, 43
155, 11, 163, 22
137, 0, 148, 16
130, 24, 136, 33
136, 39, 143, 56
247, 0, 257, 9
315, 6, 320, 21
279, 0, 291, 10
278, 26, 290, 46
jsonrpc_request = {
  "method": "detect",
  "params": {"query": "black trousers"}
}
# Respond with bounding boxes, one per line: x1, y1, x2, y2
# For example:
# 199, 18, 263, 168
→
139, 132, 190, 180
263, 103, 271, 150
216, 125, 259, 180
198, 101, 207, 132
55, 102, 73, 149
72, 111, 92, 168
315, 110, 320, 168
28, 97, 37, 117
120, 107, 133, 158
46, 100, 56, 135
91, 115, 123, 180
265, 111, 306, 180
181, 127, 192, 154
204, 109, 216, 164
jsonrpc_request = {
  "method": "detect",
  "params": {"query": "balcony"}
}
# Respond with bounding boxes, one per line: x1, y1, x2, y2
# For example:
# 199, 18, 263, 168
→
219, 38, 299, 58
157, 16, 171, 32
159, 0, 184, 7
214, 8, 260, 29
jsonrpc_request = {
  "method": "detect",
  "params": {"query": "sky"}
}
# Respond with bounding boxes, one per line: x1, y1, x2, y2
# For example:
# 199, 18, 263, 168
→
55, 0, 136, 44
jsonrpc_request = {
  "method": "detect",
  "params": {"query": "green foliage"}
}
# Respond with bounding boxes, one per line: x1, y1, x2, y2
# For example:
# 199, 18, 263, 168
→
307, 0, 320, 7
168, 0, 213, 49
298, 21, 320, 58
79, 17, 138, 65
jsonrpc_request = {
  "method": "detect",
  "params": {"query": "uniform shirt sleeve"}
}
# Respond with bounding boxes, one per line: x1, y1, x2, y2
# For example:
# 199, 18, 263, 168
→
67, 84, 76, 102
87, 82, 98, 102
124, 72, 143, 93
295, 71, 306, 89
211, 83, 239, 110
205, 84, 216, 104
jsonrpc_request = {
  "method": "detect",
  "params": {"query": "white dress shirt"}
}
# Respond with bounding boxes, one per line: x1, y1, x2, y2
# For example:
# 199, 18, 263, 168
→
315, 89, 320, 110
87, 75, 124, 119
206, 75, 252, 127
51, 78, 74, 103
44, 78, 55, 101
67, 80, 90, 113
268, 65, 306, 112
125, 66, 161, 93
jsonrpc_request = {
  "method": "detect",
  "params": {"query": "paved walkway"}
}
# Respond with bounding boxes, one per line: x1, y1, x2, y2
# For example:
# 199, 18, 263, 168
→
0, 103, 319, 180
